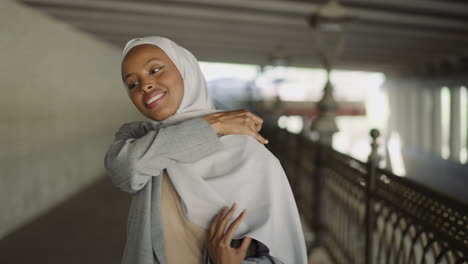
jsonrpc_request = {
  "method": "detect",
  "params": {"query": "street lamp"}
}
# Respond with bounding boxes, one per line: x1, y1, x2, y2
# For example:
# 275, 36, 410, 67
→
307, 0, 354, 145
268, 46, 291, 122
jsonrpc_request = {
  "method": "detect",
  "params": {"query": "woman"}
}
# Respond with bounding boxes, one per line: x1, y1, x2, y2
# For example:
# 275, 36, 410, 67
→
104, 36, 307, 264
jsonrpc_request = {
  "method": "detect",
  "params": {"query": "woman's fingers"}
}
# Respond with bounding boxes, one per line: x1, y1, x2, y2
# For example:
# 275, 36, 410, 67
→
215, 203, 238, 240
248, 120, 258, 134
207, 203, 252, 263
223, 209, 247, 243
242, 112, 262, 132
209, 206, 227, 239
239, 236, 253, 254
230, 109, 263, 132
230, 109, 249, 117
205, 109, 267, 143
245, 117, 267, 144
246, 112, 263, 131
248, 130, 268, 144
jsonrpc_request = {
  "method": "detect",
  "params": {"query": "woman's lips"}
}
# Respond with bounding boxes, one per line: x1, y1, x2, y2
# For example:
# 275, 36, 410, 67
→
145, 91, 166, 109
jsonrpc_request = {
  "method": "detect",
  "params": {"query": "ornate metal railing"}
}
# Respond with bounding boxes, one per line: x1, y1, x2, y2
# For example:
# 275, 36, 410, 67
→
263, 124, 468, 264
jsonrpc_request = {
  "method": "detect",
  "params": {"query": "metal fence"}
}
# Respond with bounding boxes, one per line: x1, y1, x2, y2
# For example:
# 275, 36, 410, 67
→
263, 125, 468, 264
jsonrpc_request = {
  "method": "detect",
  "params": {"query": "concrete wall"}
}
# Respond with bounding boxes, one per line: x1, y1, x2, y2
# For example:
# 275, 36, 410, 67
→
0, 0, 142, 238
386, 77, 468, 204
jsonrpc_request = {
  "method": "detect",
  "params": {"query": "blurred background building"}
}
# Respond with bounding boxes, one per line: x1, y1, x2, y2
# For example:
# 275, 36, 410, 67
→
1, 0, 467, 263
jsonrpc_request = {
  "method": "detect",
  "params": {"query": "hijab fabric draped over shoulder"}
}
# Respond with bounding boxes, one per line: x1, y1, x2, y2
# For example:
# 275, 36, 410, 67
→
121, 36, 307, 264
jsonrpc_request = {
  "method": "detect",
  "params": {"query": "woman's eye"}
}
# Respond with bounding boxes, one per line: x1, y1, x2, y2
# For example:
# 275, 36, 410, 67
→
151, 65, 165, 74
127, 66, 165, 90
128, 82, 138, 89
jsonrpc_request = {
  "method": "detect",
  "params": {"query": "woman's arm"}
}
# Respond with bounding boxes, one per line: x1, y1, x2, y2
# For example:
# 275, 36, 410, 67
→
104, 117, 222, 194
104, 109, 267, 194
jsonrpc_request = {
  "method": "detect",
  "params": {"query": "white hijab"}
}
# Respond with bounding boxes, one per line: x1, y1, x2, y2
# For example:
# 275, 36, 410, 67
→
122, 36, 307, 264
122, 36, 223, 126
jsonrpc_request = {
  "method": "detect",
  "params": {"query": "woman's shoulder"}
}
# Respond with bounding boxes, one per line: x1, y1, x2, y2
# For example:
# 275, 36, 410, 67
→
219, 134, 257, 145
113, 120, 158, 139
118, 120, 155, 130
219, 135, 277, 158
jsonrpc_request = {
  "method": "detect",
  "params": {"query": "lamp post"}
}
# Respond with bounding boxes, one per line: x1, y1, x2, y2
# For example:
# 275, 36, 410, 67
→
268, 46, 290, 124
307, 0, 353, 145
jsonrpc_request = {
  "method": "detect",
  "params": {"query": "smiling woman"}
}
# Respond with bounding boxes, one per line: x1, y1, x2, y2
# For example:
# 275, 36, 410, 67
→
121, 44, 184, 121
105, 36, 306, 264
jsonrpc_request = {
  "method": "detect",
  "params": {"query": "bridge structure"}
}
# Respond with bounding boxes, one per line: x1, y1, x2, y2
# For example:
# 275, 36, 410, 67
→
1, 0, 467, 263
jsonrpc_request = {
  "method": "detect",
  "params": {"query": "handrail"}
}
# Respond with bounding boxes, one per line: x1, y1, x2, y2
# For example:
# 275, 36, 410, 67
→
263, 124, 468, 264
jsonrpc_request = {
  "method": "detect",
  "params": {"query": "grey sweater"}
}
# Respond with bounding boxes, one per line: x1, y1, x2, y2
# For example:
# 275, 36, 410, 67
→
104, 117, 281, 264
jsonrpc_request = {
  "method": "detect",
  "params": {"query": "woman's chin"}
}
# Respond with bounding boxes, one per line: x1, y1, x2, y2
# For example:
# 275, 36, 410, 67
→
139, 105, 178, 121
149, 115, 166, 122
147, 111, 174, 122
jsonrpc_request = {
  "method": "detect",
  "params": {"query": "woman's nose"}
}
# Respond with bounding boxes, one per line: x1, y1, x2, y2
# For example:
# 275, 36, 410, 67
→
141, 83, 154, 93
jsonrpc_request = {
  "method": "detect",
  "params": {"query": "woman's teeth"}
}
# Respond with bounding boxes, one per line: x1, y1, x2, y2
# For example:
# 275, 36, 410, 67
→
146, 93, 165, 105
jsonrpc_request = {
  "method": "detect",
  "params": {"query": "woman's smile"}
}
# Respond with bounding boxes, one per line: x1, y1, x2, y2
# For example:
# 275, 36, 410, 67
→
145, 90, 167, 109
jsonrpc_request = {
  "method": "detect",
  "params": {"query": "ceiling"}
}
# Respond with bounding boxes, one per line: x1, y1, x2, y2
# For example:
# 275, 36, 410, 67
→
19, 0, 468, 74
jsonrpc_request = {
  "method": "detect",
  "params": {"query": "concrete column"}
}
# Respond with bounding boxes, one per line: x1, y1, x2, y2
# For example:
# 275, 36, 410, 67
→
395, 84, 404, 145
449, 86, 461, 161
420, 88, 432, 153
383, 83, 392, 170
383, 82, 394, 132
465, 86, 468, 163
431, 87, 443, 156
410, 86, 420, 150
425, 85, 434, 155
399, 86, 410, 148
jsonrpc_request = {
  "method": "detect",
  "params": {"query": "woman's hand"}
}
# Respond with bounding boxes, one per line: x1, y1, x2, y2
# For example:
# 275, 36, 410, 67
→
202, 109, 268, 144
207, 203, 252, 264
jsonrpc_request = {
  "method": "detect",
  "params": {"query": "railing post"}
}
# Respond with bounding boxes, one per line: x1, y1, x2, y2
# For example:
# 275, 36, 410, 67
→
310, 141, 328, 251
292, 133, 303, 195
365, 129, 380, 264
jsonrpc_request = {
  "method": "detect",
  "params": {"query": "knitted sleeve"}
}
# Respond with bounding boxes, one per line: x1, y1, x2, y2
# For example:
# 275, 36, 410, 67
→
104, 117, 222, 194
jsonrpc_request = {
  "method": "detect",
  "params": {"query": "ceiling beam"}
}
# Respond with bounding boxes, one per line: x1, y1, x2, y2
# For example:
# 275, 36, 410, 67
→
41, 7, 468, 58
20, 0, 466, 74
42, 7, 468, 47
308, 0, 468, 18
22, 0, 468, 41
73, 21, 465, 61
165, 0, 468, 30
101, 36, 407, 72
100, 33, 416, 68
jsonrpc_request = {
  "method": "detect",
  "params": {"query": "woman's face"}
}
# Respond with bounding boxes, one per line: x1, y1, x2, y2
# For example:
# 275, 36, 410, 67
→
121, 44, 184, 121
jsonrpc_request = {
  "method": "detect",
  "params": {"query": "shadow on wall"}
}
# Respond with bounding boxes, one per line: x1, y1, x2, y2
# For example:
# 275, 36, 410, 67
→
0, 175, 130, 264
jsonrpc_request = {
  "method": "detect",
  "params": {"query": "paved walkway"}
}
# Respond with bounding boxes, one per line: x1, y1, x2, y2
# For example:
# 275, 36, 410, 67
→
0, 176, 332, 264
0, 176, 130, 264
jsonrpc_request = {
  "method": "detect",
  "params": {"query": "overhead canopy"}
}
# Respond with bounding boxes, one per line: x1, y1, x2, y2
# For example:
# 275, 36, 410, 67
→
20, 0, 468, 73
